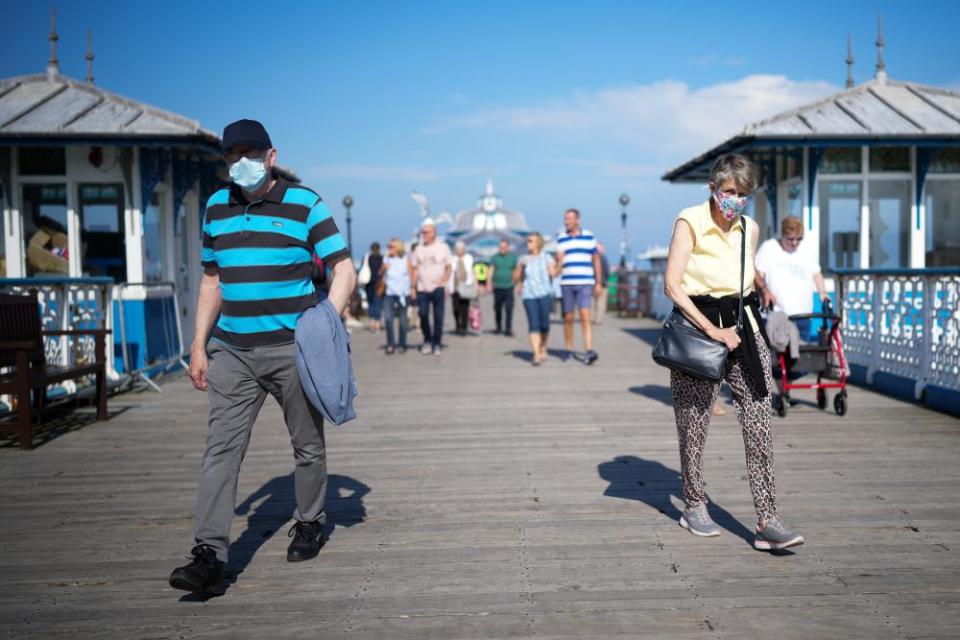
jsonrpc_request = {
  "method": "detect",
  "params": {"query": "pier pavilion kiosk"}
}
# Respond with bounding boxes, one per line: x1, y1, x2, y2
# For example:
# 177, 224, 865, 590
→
447, 179, 531, 261
663, 48, 960, 409
0, 40, 298, 381
663, 73, 960, 271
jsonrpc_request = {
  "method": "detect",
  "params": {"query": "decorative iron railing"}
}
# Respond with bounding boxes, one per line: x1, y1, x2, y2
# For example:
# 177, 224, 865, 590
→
833, 268, 960, 398
0, 277, 188, 403
0, 277, 118, 386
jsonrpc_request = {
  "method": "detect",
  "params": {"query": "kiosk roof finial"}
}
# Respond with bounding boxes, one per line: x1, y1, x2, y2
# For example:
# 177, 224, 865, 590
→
875, 15, 887, 83
845, 33, 855, 88
85, 29, 95, 85
47, 7, 60, 80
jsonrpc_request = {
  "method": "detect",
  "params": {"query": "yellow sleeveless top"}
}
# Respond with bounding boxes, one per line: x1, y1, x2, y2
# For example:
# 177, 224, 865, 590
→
677, 200, 758, 331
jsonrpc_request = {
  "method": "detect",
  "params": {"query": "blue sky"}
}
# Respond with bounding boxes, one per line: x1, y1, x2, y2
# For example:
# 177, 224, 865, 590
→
3, 0, 959, 260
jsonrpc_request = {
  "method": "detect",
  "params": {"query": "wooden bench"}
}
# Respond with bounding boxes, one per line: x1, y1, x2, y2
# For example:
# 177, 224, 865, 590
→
0, 292, 110, 449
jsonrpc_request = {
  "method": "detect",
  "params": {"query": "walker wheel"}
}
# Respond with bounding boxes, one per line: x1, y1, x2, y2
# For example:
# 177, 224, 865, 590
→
817, 388, 827, 410
834, 393, 847, 417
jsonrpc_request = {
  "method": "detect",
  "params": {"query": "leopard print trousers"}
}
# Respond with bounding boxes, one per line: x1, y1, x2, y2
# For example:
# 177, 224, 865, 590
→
670, 332, 777, 522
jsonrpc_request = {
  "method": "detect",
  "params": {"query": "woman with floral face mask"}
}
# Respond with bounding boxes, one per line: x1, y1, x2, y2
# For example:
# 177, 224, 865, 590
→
661, 153, 804, 552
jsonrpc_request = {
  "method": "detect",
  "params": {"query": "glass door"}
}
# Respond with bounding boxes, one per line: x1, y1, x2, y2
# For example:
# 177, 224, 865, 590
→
819, 181, 861, 270
78, 184, 126, 281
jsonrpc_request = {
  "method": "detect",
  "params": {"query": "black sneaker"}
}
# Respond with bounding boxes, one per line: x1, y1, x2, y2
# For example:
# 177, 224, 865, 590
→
169, 544, 225, 593
504, 330, 514, 337
584, 350, 599, 365
287, 521, 325, 562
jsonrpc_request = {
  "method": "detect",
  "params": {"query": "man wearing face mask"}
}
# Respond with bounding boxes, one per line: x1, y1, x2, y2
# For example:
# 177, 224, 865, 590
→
169, 119, 356, 593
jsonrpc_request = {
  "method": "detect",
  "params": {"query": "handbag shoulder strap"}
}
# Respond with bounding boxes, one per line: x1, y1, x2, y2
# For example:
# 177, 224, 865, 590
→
736, 215, 748, 331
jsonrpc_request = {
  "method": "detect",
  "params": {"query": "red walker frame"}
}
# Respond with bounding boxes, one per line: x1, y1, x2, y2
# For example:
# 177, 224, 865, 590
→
774, 301, 849, 417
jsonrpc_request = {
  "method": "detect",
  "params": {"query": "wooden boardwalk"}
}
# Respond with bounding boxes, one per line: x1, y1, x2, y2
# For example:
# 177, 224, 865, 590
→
1, 303, 959, 639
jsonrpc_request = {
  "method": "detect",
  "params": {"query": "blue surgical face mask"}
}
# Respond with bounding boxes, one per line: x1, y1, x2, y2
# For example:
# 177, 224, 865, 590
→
229, 154, 268, 191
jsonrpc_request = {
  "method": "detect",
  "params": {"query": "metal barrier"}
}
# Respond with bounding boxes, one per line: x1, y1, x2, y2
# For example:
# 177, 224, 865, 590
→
614, 269, 672, 320
115, 281, 188, 392
833, 268, 960, 399
0, 277, 117, 403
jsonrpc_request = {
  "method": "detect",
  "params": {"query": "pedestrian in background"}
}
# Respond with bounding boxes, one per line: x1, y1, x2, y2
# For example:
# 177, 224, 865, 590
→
450, 241, 476, 335
364, 242, 384, 333
381, 238, 412, 354
556, 209, 601, 365
488, 238, 518, 336
410, 219, 451, 355
514, 232, 558, 366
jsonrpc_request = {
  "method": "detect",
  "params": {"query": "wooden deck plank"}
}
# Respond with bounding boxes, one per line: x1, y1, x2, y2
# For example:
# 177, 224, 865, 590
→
1, 303, 958, 639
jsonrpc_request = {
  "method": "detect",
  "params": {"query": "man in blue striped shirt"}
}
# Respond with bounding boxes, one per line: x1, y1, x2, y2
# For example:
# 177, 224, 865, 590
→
170, 120, 356, 593
556, 208, 602, 365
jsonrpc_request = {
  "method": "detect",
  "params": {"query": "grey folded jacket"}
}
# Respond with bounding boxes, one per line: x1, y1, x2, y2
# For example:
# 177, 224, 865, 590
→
295, 299, 358, 426
766, 310, 801, 360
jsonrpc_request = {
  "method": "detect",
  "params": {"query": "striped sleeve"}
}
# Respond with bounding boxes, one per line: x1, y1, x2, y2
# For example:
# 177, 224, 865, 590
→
306, 200, 350, 265
201, 208, 217, 274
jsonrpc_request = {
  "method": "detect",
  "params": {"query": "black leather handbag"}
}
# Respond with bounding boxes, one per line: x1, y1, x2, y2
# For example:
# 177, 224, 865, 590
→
652, 215, 746, 381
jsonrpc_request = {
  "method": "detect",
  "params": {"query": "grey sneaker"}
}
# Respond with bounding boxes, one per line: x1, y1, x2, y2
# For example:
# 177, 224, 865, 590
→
679, 505, 720, 537
420, 344, 433, 356
754, 517, 804, 551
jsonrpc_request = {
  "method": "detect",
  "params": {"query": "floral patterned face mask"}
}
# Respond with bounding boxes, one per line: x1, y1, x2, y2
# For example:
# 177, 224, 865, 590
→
712, 188, 748, 220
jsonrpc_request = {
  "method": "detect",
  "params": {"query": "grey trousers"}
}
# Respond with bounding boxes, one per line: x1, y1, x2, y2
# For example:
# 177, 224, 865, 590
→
194, 339, 327, 562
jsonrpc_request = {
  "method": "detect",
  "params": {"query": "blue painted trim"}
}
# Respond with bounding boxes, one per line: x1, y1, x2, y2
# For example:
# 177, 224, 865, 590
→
140, 148, 172, 216
840, 364, 960, 417
172, 154, 203, 233
663, 136, 960, 183
872, 371, 919, 402
806, 148, 824, 231
914, 147, 938, 230
848, 363, 869, 386
764, 156, 778, 231
924, 386, 960, 416
0, 136, 221, 151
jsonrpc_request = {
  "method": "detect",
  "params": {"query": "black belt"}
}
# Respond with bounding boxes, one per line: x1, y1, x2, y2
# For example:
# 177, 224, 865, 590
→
688, 292, 771, 396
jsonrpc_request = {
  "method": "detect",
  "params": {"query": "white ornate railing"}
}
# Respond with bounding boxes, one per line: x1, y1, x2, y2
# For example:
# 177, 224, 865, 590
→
834, 269, 960, 398
0, 277, 118, 402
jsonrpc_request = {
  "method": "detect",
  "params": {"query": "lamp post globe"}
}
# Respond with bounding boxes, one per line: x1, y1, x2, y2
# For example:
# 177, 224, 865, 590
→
342, 195, 354, 258
619, 193, 629, 208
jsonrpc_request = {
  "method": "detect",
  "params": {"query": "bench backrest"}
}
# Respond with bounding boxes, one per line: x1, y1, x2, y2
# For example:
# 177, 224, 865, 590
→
0, 292, 46, 369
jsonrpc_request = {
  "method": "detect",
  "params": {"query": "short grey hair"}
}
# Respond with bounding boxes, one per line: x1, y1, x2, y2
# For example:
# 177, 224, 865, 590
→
708, 153, 759, 193
455, 240, 466, 251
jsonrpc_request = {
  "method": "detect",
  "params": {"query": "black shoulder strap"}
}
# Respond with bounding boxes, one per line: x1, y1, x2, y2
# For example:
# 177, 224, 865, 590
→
736, 215, 747, 332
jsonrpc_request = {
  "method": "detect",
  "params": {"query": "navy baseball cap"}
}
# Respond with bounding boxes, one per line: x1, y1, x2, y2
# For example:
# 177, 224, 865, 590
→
222, 119, 272, 151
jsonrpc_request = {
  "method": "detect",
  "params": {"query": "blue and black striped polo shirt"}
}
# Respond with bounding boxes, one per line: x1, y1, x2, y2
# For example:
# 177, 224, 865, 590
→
201, 177, 349, 348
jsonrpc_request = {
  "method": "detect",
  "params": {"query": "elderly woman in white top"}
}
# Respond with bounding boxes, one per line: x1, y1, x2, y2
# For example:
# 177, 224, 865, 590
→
663, 153, 803, 551
449, 241, 476, 335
